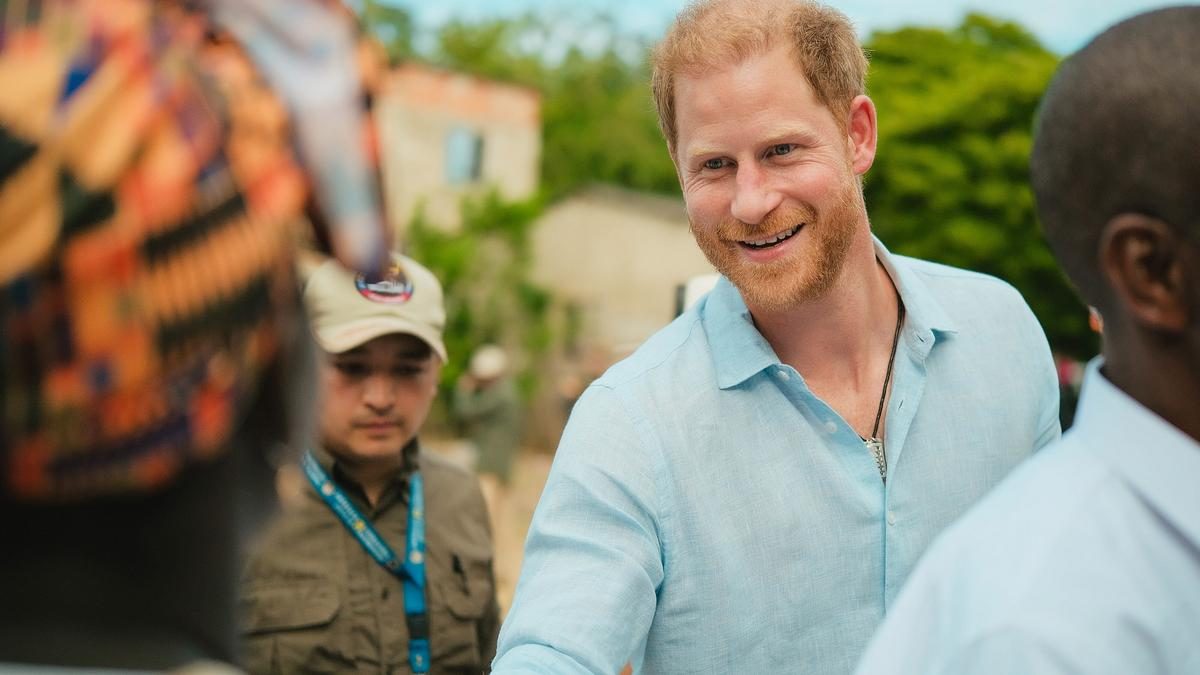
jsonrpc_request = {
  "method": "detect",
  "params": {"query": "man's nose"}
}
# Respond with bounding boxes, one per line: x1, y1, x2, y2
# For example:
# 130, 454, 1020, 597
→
730, 163, 783, 225
362, 375, 397, 412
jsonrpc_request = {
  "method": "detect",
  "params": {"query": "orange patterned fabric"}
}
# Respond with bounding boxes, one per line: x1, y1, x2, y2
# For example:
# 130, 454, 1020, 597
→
0, 1, 308, 501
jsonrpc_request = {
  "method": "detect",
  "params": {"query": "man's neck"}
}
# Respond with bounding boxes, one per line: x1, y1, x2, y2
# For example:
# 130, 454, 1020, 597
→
333, 450, 410, 507
749, 234, 900, 395
1102, 336, 1200, 444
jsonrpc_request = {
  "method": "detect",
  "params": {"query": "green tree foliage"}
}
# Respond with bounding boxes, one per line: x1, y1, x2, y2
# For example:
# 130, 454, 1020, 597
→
541, 48, 679, 197
432, 15, 547, 87
405, 192, 551, 400
361, 0, 415, 62
865, 15, 1095, 356
424, 12, 679, 198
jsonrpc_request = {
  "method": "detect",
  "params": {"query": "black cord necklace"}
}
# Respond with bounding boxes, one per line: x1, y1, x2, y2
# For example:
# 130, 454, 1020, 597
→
863, 297, 905, 483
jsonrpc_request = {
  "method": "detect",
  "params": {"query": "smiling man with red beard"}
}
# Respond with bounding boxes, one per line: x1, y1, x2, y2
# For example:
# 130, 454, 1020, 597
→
491, 2, 1060, 674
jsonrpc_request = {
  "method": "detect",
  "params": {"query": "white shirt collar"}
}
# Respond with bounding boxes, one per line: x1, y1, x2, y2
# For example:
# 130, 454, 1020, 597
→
1072, 357, 1200, 550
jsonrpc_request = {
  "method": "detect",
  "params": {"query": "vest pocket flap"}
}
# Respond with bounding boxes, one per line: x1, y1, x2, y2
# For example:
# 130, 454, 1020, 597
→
439, 556, 494, 619
242, 583, 340, 634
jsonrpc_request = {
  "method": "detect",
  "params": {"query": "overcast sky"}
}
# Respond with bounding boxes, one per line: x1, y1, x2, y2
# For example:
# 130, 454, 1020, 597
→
382, 0, 1190, 54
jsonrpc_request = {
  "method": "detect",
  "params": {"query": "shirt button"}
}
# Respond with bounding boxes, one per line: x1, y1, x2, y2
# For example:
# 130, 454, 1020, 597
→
887, 511, 897, 526
775, 368, 790, 381
823, 420, 838, 435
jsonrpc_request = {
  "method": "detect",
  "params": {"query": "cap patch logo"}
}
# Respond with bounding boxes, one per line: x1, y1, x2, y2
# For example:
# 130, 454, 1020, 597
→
355, 263, 414, 304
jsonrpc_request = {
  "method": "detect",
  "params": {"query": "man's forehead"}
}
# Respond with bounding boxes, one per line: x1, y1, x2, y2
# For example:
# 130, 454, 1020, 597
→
675, 49, 816, 114
674, 58, 827, 157
673, 43, 806, 89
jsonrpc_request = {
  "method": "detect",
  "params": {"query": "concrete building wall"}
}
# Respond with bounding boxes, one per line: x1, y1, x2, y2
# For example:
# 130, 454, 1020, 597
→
531, 185, 716, 355
375, 64, 541, 233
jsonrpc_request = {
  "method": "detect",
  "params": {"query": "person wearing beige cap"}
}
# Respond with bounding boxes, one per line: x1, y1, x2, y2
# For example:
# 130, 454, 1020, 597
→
239, 254, 500, 675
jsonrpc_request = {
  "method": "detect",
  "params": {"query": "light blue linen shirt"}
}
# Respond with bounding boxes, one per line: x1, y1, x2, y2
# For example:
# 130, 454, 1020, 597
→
855, 359, 1200, 675
493, 239, 1059, 674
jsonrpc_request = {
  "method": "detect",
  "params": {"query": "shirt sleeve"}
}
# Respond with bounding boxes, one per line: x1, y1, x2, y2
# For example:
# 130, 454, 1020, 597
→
1019, 295, 1062, 452
492, 384, 663, 674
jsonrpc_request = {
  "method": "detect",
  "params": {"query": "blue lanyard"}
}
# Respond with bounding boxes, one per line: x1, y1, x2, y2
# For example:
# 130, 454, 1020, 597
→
302, 450, 431, 673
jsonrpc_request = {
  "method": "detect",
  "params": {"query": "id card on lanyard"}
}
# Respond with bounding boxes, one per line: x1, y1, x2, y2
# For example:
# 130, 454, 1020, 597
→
302, 450, 431, 673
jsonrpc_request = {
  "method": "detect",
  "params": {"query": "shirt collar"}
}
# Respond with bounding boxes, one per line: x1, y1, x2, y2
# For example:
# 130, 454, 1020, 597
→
701, 274, 779, 389
702, 236, 958, 389
871, 236, 958, 338
1073, 357, 1200, 550
312, 438, 420, 474
312, 438, 420, 507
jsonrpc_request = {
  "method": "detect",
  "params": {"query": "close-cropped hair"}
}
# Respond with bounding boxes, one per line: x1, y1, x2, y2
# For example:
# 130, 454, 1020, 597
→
1030, 6, 1200, 312
651, 0, 868, 157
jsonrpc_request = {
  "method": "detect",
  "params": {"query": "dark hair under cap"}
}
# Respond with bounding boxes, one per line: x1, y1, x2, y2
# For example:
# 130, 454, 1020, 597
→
1030, 6, 1200, 312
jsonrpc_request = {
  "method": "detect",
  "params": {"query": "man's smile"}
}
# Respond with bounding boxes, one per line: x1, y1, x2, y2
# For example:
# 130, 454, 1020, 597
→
739, 224, 804, 250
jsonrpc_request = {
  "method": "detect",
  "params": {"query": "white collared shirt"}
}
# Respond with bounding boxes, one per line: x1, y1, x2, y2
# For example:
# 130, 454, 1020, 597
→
857, 358, 1200, 674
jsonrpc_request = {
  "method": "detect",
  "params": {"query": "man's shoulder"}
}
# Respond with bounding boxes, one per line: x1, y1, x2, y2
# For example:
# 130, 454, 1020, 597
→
895, 254, 1026, 304
418, 450, 493, 556
252, 480, 336, 545
893, 254, 1047, 354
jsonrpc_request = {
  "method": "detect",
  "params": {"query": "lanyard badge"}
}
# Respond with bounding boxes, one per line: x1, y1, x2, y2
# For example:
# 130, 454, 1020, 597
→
302, 451, 431, 673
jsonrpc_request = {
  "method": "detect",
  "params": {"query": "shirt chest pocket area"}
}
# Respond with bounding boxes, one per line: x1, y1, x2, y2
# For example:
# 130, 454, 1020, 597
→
241, 581, 355, 674
428, 552, 494, 668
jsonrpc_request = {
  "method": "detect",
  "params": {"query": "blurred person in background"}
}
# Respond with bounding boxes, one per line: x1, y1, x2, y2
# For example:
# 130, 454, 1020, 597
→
454, 344, 522, 490
0, 0, 387, 670
240, 254, 499, 675
492, 0, 1059, 672
856, 8, 1200, 673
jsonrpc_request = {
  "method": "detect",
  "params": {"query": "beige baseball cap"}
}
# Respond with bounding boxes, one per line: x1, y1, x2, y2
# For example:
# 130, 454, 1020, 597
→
303, 253, 447, 361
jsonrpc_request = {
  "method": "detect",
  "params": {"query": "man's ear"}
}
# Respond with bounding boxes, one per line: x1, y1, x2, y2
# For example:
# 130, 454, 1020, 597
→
1100, 214, 1190, 332
846, 95, 877, 176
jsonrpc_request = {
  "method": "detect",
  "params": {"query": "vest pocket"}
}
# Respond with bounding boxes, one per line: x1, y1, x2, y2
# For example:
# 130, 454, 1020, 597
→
241, 581, 356, 674
428, 553, 494, 670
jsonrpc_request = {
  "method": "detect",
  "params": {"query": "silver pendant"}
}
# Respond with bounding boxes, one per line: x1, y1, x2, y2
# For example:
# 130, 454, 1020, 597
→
864, 438, 887, 482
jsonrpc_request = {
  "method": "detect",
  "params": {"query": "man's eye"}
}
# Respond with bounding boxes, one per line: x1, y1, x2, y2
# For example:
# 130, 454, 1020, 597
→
768, 144, 795, 157
703, 158, 727, 170
335, 362, 369, 378
392, 366, 423, 377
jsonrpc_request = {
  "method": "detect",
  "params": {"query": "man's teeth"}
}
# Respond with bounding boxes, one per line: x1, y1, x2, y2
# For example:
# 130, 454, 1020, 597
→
743, 225, 801, 248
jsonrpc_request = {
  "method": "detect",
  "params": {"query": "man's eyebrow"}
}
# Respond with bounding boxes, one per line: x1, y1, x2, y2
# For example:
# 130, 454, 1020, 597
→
763, 127, 821, 145
685, 145, 723, 162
